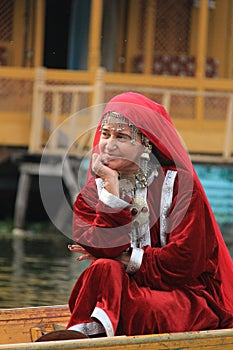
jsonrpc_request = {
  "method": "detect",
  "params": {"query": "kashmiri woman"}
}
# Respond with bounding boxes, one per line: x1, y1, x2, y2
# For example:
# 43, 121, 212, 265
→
37, 92, 233, 342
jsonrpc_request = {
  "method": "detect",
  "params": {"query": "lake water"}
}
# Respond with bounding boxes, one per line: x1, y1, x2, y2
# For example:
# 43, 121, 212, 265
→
0, 231, 89, 309
0, 163, 232, 309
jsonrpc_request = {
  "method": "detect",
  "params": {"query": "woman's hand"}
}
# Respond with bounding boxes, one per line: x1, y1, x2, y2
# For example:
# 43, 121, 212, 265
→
68, 244, 96, 262
68, 244, 131, 265
92, 153, 118, 178
115, 251, 131, 267
92, 153, 120, 196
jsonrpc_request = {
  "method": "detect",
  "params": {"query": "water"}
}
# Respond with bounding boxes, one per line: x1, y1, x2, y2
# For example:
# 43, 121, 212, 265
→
0, 163, 232, 309
194, 164, 233, 226
0, 230, 88, 309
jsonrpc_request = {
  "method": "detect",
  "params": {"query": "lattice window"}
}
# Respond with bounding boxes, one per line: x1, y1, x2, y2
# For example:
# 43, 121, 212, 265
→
170, 95, 195, 119
204, 95, 228, 120
0, 0, 14, 41
154, 0, 192, 55
137, 0, 192, 55
0, 78, 33, 111
42, 81, 90, 115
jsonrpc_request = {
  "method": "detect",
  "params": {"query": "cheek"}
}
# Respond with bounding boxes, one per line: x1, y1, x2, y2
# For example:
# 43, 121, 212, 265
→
98, 140, 105, 153
130, 144, 143, 159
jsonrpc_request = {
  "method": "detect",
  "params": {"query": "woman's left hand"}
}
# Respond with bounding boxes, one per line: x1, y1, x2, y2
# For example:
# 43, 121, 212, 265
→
68, 244, 96, 261
115, 251, 131, 267
68, 244, 131, 266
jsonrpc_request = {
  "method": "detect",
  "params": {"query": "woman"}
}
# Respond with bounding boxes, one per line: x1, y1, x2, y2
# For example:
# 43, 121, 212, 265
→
37, 92, 233, 341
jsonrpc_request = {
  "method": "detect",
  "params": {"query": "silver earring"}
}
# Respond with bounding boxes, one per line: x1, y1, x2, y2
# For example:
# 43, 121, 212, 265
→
136, 146, 151, 188
140, 146, 150, 174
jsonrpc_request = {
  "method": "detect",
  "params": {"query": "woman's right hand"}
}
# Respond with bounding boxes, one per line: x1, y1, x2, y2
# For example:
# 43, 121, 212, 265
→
92, 153, 119, 196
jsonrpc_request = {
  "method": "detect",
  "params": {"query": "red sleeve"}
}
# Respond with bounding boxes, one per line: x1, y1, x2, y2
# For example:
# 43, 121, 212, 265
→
134, 187, 218, 289
72, 180, 132, 258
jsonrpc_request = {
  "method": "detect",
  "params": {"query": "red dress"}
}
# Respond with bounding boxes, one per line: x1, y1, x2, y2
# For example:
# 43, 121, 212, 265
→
66, 92, 233, 337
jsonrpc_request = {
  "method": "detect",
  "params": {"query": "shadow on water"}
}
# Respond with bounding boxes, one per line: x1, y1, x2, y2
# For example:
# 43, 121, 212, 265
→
0, 229, 88, 309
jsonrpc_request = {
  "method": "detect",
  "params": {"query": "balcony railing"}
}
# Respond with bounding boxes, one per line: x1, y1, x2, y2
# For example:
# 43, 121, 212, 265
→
0, 66, 233, 163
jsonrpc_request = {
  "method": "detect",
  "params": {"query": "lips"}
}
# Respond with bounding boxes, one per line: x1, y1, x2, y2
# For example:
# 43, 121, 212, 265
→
102, 153, 121, 163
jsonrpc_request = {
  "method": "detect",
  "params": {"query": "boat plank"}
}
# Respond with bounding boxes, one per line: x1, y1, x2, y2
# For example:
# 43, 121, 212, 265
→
0, 306, 233, 349
0, 305, 70, 344
0, 330, 233, 349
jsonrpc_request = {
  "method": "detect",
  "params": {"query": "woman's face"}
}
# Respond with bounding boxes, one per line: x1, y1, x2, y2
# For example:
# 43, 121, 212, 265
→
99, 121, 144, 174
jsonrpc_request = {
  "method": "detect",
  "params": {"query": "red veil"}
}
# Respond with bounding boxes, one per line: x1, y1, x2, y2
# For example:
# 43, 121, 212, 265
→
76, 92, 233, 316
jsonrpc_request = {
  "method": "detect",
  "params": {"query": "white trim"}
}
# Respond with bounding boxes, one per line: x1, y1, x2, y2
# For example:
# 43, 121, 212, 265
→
68, 321, 105, 336
96, 178, 129, 209
160, 170, 177, 247
91, 306, 114, 337
126, 247, 144, 274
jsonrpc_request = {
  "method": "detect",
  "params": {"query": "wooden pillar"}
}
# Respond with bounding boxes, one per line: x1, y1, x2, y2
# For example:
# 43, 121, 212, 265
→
226, 0, 233, 78
92, 66, 105, 106
76, 67, 106, 154
34, 0, 45, 67
124, 0, 141, 73
12, 0, 26, 66
196, 0, 209, 79
88, 0, 103, 71
210, 0, 233, 79
144, 0, 156, 74
195, 0, 209, 122
223, 95, 233, 159
29, 67, 46, 153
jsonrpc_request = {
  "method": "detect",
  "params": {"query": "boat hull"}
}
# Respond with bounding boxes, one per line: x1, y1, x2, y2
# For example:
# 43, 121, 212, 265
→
0, 305, 233, 349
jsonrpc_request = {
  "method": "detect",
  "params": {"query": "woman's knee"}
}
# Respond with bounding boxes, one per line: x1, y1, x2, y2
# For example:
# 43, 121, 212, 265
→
91, 258, 124, 273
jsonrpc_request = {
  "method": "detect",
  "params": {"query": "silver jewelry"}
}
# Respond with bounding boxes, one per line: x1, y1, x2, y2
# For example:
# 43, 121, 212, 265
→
100, 111, 139, 143
137, 139, 153, 188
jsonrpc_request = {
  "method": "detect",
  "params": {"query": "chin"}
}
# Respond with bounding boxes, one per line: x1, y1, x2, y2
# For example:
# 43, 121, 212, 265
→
107, 161, 121, 170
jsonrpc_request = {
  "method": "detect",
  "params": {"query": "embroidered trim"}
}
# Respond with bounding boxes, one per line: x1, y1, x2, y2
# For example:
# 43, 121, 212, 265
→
126, 247, 144, 274
160, 170, 177, 247
68, 321, 105, 335
91, 306, 114, 337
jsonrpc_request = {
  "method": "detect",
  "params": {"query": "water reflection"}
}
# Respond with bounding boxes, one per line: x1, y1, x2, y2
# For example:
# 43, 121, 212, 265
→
0, 232, 88, 308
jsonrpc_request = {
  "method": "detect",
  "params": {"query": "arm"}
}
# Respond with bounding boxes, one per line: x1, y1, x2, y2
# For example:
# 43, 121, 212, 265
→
73, 177, 132, 258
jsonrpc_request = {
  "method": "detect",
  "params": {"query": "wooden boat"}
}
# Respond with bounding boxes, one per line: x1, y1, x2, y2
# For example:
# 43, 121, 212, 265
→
0, 304, 233, 349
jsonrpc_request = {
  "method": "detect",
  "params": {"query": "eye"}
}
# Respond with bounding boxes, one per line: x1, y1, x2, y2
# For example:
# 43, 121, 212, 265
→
101, 130, 110, 138
117, 133, 131, 142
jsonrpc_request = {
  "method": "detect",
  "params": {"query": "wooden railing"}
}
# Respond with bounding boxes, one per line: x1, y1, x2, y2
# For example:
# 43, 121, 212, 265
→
29, 67, 105, 155
0, 66, 233, 162
104, 83, 233, 163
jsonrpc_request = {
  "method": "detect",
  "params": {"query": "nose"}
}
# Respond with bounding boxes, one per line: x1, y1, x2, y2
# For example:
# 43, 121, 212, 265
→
105, 137, 117, 151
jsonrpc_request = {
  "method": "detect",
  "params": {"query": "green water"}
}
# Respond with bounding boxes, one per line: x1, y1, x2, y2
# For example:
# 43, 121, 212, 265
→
0, 226, 88, 309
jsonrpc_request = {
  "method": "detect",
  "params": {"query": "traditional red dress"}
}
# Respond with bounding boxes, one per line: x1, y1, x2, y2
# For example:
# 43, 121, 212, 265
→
66, 92, 233, 337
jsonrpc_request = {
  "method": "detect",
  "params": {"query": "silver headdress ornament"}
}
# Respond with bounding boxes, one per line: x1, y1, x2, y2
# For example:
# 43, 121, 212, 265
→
100, 111, 139, 143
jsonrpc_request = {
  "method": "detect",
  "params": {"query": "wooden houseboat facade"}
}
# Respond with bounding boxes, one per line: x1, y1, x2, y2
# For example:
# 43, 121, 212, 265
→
0, 0, 232, 161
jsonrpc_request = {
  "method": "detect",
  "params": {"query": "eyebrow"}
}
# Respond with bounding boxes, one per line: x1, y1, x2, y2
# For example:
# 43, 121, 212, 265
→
101, 127, 132, 137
